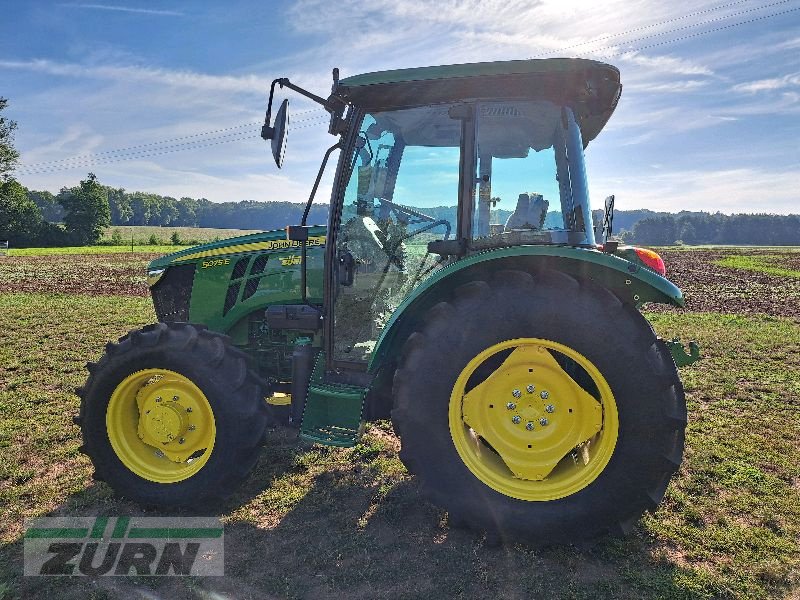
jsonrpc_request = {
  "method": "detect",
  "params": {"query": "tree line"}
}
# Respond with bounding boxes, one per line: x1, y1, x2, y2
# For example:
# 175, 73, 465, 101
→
9, 176, 800, 247
623, 212, 800, 246
4, 176, 330, 247
27, 184, 329, 232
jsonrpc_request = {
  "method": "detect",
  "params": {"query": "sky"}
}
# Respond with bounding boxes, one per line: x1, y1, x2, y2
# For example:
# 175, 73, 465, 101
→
1, 0, 799, 214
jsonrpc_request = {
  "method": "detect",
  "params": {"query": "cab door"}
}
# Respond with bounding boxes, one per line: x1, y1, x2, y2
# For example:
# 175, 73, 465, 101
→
329, 106, 462, 366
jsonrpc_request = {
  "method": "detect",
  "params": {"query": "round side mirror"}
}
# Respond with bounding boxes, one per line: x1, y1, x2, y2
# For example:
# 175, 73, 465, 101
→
271, 99, 289, 168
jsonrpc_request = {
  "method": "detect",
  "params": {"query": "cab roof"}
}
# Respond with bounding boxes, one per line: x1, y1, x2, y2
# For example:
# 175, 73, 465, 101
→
334, 58, 621, 145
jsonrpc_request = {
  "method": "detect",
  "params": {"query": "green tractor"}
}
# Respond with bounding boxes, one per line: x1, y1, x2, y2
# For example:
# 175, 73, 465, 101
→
76, 58, 700, 544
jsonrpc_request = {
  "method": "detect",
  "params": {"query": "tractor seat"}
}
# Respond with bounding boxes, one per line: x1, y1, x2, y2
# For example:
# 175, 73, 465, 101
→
504, 192, 548, 231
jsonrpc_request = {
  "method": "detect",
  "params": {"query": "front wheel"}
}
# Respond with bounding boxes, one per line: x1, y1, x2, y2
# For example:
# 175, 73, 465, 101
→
77, 322, 269, 507
391, 269, 686, 544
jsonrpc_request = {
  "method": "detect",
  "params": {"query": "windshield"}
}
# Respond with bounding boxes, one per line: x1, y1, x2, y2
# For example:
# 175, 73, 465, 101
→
471, 101, 595, 248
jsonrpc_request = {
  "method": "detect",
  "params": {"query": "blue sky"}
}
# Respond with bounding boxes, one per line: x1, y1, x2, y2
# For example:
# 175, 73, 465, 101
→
2, 0, 799, 214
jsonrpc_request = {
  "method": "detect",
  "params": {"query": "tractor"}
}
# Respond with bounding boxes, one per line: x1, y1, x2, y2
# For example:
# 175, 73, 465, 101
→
76, 58, 700, 544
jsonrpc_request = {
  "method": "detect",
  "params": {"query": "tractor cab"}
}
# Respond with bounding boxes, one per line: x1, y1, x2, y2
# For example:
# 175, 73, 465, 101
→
263, 59, 624, 370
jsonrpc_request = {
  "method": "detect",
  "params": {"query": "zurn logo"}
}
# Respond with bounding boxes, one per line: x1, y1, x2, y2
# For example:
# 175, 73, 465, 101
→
23, 517, 223, 576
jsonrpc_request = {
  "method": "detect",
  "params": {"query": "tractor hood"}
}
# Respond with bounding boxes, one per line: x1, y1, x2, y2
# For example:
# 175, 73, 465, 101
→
146, 226, 328, 332
148, 226, 327, 272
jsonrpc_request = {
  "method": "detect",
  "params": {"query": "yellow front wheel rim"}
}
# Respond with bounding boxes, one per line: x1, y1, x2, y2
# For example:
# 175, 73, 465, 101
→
449, 338, 618, 501
106, 369, 216, 483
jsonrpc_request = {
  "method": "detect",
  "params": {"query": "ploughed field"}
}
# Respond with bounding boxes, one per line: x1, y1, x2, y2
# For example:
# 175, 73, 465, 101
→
0, 252, 160, 297
655, 248, 800, 318
0, 247, 798, 600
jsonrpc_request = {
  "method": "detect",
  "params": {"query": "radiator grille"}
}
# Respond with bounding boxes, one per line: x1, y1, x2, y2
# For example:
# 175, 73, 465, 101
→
151, 264, 195, 322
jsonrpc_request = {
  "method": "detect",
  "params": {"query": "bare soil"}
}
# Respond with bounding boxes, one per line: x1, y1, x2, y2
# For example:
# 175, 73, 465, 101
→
651, 248, 800, 318
0, 253, 159, 297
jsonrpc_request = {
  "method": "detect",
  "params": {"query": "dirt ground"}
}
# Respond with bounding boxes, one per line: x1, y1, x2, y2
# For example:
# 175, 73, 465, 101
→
0, 253, 159, 297
653, 248, 800, 318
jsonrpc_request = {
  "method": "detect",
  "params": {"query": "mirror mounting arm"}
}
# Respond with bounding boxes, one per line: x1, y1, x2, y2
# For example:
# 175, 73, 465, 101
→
279, 78, 335, 110
263, 78, 340, 140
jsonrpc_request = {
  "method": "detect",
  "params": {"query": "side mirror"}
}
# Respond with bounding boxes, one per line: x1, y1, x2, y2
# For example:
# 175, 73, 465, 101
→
270, 99, 289, 168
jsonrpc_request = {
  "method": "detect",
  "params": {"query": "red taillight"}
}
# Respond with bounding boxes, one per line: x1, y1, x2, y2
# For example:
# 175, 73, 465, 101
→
633, 248, 666, 276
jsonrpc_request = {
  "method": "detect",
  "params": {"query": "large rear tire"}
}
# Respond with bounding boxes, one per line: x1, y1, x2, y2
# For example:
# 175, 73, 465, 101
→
391, 269, 686, 544
77, 322, 269, 507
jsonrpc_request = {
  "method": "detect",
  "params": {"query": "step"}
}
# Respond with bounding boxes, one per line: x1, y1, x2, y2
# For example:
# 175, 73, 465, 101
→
299, 353, 367, 448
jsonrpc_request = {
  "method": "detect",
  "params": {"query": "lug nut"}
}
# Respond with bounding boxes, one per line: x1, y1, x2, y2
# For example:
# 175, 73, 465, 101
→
512, 389, 521, 398
172, 395, 179, 401
512, 416, 521, 424
539, 418, 549, 426
179, 438, 185, 444
155, 450, 165, 458
506, 402, 517, 410
186, 407, 192, 413
155, 397, 162, 402
188, 424, 196, 431
526, 422, 534, 431
526, 384, 535, 393
540, 391, 549, 399
545, 404, 555, 413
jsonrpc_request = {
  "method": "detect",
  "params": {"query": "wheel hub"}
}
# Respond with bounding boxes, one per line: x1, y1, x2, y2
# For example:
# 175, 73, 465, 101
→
462, 344, 602, 481
139, 399, 188, 444
133, 379, 212, 463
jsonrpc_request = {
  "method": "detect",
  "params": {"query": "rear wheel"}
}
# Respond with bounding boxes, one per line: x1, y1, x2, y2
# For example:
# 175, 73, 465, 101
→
392, 269, 686, 544
77, 322, 269, 506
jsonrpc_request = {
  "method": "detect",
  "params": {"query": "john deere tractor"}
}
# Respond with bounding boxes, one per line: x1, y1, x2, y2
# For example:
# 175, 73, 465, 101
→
76, 58, 700, 544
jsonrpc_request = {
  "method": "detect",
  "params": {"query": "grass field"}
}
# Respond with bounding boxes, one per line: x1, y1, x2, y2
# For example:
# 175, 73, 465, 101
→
100, 225, 262, 245
0, 247, 798, 599
8, 246, 178, 256
714, 254, 800, 279
4, 225, 262, 257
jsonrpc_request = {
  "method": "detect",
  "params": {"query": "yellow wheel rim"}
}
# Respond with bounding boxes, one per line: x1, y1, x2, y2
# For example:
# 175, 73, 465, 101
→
106, 369, 216, 484
449, 338, 618, 501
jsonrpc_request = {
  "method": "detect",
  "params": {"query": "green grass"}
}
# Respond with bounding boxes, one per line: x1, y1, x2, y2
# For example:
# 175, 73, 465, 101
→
5, 225, 267, 256
7, 245, 178, 256
101, 225, 262, 245
715, 254, 800, 278
0, 286, 797, 598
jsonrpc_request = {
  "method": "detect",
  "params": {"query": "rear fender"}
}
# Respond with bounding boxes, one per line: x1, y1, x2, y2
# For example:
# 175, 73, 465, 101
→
368, 246, 683, 373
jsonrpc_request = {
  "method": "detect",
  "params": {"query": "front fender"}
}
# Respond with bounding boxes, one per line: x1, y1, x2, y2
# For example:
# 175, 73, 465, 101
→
368, 245, 683, 372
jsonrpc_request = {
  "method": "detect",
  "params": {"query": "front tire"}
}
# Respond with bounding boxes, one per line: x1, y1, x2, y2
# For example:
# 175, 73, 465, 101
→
77, 322, 269, 507
391, 269, 686, 544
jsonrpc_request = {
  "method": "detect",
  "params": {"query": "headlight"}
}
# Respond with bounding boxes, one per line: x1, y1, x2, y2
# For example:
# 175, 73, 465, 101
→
147, 268, 166, 287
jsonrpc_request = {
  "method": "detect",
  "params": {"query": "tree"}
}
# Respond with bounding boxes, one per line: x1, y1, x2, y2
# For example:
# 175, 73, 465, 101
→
159, 196, 178, 226
176, 197, 198, 226
0, 179, 43, 246
631, 215, 677, 245
106, 186, 132, 224
0, 97, 19, 179
129, 192, 158, 225
59, 173, 111, 245
27, 189, 64, 222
